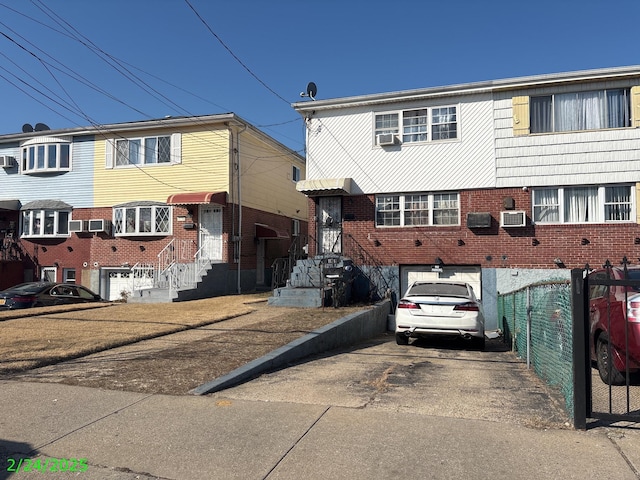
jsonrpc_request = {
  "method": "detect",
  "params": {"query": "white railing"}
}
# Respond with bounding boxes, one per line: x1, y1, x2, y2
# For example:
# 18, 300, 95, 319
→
130, 239, 215, 297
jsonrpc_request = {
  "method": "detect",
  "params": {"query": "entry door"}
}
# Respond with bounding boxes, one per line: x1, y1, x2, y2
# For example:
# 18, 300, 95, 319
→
199, 206, 223, 261
318, 196, 342, 254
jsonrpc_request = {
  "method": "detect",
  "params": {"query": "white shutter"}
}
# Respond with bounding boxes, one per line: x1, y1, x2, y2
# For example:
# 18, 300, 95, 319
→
105, 139, 114, 169
171, 133, 182, 164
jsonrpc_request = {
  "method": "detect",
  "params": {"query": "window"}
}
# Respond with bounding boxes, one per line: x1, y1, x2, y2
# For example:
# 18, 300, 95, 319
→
432, 106, 458, 140
113, 205, 172, 236
292, 165, 301, 182
375, 113, 399, 138
532, 185, 633, 224
21, 142, 70, 174
376, 193, 459, 227
63, 269, 76, 283
530, 89, 630, 133
402, 109, 428, 143
115, 135, 172, 166
21, 209, 70, 237
375, 105, 458, 145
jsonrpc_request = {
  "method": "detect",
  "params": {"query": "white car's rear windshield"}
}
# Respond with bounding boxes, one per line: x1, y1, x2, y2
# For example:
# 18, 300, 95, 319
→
408, 283, 468, 297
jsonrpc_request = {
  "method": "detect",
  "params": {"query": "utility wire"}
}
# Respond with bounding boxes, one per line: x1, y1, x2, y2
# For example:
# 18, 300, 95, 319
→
184, 0, 291, 105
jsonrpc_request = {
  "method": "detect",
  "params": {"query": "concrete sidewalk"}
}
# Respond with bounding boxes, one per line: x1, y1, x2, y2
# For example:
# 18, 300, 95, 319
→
1, 380, 639, 480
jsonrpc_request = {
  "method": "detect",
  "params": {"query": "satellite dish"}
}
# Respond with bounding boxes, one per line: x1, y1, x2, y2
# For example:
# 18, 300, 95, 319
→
22, 123, 33, 133
299, 81, 317, 101
34, 123, 50, 132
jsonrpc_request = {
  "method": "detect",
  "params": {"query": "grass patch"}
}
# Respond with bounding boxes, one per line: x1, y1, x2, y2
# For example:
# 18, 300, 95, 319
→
0, 293, 271, 374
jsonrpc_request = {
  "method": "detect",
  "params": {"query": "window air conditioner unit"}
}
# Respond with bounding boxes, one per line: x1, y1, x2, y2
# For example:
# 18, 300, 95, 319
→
0, 155, 15, 168
500, 211, 526, 228
88, 219, 112, 234
466, 212, 492, 228
69, 220, 87, 233
376, 133, 396, 146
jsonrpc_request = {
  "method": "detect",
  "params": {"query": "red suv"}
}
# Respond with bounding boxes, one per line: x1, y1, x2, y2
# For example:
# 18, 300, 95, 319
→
588, 266, 640, 385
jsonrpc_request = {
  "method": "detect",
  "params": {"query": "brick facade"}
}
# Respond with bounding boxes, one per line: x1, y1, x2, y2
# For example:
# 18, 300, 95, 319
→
308, 188, 640, 271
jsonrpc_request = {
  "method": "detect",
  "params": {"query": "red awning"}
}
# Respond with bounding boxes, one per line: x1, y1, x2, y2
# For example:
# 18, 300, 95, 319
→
166, 192, 227, 205
255, 223, 289, 239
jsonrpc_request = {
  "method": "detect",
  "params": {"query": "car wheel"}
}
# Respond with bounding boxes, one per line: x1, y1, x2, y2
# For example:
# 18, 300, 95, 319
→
596, 334, 626, 386
395, 333, 409, 345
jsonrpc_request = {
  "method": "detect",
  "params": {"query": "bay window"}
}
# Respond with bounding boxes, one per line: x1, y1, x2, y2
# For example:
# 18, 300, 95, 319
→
21, 209, 70, 237
113, 204, 172, 236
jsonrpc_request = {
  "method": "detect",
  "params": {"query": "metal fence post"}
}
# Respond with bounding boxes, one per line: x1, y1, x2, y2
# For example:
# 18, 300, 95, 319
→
571, 268, 588, 430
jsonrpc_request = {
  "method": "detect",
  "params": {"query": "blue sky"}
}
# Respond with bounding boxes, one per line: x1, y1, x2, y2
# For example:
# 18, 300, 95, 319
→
0, 0, 638, 153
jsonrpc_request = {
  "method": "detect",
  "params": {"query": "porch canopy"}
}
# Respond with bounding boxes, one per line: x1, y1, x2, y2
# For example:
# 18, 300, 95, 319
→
166, 191, 227, 206
0, 199, 20, 211
255, 223, 289, 239
296, 178, 352, 196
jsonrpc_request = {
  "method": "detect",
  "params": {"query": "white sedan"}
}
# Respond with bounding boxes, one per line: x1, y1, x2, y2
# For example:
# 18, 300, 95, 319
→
394, 281, 485, 350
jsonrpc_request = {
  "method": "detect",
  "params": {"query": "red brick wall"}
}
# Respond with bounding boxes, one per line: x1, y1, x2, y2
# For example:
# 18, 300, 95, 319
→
17, 203, 308, 288
307, 188, 640, 270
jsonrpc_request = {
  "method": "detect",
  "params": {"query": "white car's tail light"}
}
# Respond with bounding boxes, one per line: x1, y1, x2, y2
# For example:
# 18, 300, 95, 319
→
453, 302, 479, 312
397, 300, 419, 309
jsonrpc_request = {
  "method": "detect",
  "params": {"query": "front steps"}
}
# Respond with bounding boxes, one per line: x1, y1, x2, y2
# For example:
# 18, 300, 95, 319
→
267, 255, 353, 308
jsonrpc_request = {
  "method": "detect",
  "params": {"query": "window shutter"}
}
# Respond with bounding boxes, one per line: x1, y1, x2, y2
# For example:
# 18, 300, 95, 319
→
171, 133, 182, 164
512, 96, 530, 136
105, 139, 114, 169
631, 86, 640, 128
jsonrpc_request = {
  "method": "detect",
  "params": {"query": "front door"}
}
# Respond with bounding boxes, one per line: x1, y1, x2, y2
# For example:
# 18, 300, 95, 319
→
318, 196, 342, 254
199, 206, 223, 261
256, 238, 265, 285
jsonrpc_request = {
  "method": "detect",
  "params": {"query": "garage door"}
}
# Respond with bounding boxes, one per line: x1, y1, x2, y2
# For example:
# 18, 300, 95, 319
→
400, 265, 482, 299
106, 270, 132, 301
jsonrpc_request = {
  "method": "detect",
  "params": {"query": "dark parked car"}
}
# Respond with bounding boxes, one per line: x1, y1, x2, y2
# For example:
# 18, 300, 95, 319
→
588, 266, 640, 385
0, 282, 103, 310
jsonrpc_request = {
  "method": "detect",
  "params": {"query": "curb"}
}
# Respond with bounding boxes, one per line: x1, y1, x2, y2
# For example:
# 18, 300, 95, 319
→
190, 299, 392, 395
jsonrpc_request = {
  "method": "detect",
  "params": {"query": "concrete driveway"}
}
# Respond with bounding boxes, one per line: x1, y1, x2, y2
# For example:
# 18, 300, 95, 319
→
210, 333, 571, 428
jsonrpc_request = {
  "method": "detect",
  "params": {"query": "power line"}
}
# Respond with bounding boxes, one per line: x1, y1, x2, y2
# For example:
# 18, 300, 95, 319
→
184, 0, 291, 105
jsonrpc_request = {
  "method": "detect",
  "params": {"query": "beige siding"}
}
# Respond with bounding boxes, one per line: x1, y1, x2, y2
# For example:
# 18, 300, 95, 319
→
512, 96, 530, 136
632, 86, 640, 128
239, 131, 307, 220
94, 128, 230, 206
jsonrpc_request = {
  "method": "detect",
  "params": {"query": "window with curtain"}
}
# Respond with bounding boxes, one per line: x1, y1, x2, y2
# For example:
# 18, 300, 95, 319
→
376, 193, 459, 227
530, 88, 630, 133
533, 185, 633, 224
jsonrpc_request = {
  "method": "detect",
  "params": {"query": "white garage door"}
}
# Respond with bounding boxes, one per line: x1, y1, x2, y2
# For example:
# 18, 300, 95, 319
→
400, 265, 482, 300
107, 270, 132, 301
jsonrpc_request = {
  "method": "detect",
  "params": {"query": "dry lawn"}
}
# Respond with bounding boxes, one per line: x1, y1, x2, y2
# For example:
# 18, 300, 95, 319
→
0, 293, 272, 374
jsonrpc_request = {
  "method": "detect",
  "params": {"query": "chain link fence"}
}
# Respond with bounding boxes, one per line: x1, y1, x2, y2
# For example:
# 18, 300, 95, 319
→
499, 281, 574, 419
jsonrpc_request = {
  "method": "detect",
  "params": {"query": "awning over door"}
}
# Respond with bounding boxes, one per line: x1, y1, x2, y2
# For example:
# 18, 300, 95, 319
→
166, 192, 227, 206
255, 223, 289, 239
296, 178, 352, 196
0, 199, 20, 211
